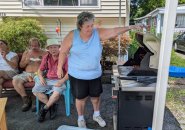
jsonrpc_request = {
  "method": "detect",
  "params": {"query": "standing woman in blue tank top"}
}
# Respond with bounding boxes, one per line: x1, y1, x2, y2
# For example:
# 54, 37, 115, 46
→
57, 12, 144, 128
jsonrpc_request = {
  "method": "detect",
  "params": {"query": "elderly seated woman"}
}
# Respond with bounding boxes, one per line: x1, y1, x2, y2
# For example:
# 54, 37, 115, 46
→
32, 39, 68, 122
0, 40, 19, 97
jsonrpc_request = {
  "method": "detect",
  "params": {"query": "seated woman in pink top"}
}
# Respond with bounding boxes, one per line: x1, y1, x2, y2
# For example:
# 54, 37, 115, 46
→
32, 39, 68, 122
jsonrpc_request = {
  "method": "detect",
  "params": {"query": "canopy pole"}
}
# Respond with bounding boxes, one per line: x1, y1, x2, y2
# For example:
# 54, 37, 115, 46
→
118, 0, 121, 62
152, 0, 178, 130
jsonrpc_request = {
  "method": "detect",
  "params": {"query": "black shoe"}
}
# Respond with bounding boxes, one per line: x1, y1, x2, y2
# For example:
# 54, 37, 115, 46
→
31, 97, 36, 112
49, 103, 58, 120
31, 105, 36, 112
22, 96, 32, 112
38, 106, 48, 122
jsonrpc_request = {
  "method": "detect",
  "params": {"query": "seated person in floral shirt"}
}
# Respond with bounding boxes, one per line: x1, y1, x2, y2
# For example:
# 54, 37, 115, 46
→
32, 39, 68, 122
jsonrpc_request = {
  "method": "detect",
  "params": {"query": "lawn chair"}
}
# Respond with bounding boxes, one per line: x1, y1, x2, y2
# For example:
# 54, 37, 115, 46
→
35, 79, 73, 116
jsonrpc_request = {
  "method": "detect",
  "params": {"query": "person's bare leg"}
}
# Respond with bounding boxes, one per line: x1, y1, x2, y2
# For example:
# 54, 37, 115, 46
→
0, 71, 12, 97
91, 97, 100, 111
76, 97, 88, 128
0, 71, 10, 79
0, 78, 4, 98
46, 91, 60, 108
37, 92, 60, 122
12, 78, 27, 97
91, 96, 106, 127
76, 97, 88, 116
33, 92, 48, 104
13, 78, 32, 111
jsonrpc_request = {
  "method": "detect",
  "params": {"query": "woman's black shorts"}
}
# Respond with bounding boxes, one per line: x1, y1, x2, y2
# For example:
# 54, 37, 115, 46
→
69, 75, 103, 99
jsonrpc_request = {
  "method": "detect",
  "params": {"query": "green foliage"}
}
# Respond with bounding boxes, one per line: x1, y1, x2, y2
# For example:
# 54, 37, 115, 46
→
102, 34, 130, 61
131, 0, 165, 19
128, 31, 139, 58
150, 26, 156, 35
131, 0, 185, 20
170, 50, 185, 67
179, 0, 185, 4
0, 17, 47, 52
101, 34, 131, 70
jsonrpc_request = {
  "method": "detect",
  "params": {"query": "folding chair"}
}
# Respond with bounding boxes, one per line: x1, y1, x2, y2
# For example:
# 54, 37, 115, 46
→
35, 79, 73, 116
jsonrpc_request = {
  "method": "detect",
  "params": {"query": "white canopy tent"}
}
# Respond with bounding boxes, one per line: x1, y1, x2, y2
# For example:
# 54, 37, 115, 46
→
153, 0, 178, 130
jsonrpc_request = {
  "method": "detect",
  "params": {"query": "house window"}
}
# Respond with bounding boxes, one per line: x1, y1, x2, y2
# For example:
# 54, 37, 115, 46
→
24, 0, 42, 6
44, 0, 78, 6
80, 0, 97, 6
176, 15, 185, 28
23, 0, 99, 7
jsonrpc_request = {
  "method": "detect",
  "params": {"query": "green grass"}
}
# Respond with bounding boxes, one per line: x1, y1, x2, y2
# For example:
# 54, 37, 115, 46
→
166, 87, 185, 113
167, 88, 185, 104
170, 50, 185, 67
169, 50, 185, 81
167, 50, 185, 112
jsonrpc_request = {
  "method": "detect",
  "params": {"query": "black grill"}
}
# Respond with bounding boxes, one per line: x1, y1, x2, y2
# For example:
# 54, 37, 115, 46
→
114, 33, 159, 130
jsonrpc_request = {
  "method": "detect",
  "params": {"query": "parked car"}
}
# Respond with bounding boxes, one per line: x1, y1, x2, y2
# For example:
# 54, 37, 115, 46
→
173, 32, 185, 52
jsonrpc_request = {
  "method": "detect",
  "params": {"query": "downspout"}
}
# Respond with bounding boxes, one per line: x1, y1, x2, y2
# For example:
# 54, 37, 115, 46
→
125, 0, 130, 61
118, 0, 121, 62
126, 0, 130, 26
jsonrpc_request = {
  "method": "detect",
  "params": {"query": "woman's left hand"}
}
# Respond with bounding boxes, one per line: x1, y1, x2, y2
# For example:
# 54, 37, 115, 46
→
130, 24, 146, 30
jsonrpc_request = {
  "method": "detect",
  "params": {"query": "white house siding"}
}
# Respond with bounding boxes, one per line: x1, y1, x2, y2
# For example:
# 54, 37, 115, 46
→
0, 0, 127, 17
0, 0, 127, 39
35, 17, 125, 41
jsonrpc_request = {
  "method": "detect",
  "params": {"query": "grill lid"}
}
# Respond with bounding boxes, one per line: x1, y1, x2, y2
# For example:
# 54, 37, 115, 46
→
138, 33, 160, 69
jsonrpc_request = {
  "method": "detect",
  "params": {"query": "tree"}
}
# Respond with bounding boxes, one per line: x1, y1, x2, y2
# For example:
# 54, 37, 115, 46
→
179, 0, 185, 4
131, 0, 185, 20
0, 17, 47, 52
131, 0, 165, 19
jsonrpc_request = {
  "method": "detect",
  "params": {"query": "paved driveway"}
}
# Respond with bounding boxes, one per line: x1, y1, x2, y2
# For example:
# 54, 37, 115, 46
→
4, 84, 182, 130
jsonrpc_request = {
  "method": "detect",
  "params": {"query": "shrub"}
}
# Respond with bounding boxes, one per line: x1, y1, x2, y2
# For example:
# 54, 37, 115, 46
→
102, 34, 131, 62
101, 34, 130, 70
128, 31, 139, 58
0, 17, 47, 52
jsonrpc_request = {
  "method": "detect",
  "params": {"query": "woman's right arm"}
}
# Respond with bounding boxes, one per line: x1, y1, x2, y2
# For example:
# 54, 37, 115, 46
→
57, 31, 73, 78
19, 51, 30, 68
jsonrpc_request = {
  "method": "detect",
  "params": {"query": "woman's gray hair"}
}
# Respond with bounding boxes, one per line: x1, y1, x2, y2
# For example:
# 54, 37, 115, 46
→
77, 12, 95, 30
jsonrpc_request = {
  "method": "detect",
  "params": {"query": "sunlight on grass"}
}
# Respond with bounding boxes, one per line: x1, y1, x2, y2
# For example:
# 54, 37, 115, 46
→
170, 50, 185, 67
